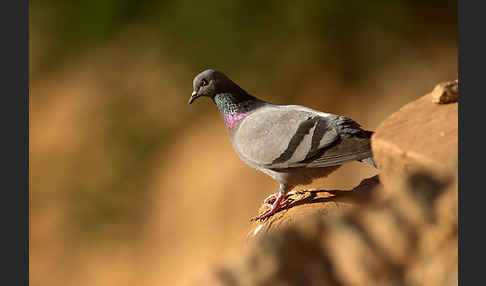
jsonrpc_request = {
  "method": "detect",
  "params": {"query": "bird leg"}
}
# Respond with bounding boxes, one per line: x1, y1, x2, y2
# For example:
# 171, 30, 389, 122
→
250, 192, 285, 222
262, 192, 280, 205
251, 186, 298, 222
262, 189, 307, 206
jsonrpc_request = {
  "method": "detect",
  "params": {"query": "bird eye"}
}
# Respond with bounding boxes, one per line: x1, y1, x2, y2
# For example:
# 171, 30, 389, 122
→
201, 79, 208, 86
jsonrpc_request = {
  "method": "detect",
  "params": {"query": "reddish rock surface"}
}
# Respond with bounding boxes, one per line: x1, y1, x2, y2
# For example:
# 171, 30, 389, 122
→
248, 175, 382, 238
371, 82, 458, 195
190, 172, 457, 286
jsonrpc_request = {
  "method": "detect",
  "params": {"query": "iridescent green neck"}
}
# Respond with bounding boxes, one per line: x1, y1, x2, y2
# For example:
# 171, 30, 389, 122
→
213, 93, 264, 128
213, 93, 261, 116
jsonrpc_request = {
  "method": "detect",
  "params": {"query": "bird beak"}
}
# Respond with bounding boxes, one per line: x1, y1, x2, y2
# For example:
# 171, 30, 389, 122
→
188, 91, 198, 104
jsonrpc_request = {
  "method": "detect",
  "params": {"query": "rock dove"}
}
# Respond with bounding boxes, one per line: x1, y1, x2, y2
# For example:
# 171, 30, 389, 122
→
188, 69, 377, 221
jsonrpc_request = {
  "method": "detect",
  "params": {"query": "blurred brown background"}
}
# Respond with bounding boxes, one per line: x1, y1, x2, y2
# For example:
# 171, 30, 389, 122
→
30, 1, 457, 285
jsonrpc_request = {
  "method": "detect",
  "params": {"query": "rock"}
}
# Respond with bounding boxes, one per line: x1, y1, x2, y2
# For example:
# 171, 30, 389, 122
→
371, 82, 458, 195
429, 79, 459, 104
248, 175, 382, 238
190, 171, 457, 286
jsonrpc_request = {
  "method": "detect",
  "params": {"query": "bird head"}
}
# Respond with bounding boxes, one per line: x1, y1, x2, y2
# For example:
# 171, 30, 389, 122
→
188, 69, 241, 104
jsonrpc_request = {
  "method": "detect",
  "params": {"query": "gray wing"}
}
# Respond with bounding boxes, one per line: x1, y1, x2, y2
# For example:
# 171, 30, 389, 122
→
232, 105, 373, 169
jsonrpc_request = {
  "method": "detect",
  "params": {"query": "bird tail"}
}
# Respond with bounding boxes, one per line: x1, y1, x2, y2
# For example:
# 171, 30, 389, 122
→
358, 129, 377, 168
360, 157, 377, 168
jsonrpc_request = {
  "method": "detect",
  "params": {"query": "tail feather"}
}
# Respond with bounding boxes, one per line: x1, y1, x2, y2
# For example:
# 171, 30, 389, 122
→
360, 157, 377, 168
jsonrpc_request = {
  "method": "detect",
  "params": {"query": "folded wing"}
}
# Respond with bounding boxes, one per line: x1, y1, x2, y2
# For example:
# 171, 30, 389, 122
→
232, 105, 373, 169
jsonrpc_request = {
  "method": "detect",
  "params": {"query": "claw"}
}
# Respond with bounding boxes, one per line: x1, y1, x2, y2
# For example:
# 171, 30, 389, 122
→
254, 189, 311, 221
250, 191, 287, 222
251, 189, 311, 222
262, 192, 279, 205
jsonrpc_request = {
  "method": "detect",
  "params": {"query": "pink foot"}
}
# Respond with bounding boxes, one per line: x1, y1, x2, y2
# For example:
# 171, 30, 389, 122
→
250, 192, 286, 222
262, 192, 279, 205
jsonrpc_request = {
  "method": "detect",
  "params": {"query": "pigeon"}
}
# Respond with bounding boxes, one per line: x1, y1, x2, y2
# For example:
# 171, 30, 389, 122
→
188, 69, 377, 221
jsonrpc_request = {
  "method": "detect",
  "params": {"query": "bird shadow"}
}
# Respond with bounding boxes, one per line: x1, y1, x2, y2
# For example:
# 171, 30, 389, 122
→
276, 175, 381, 214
